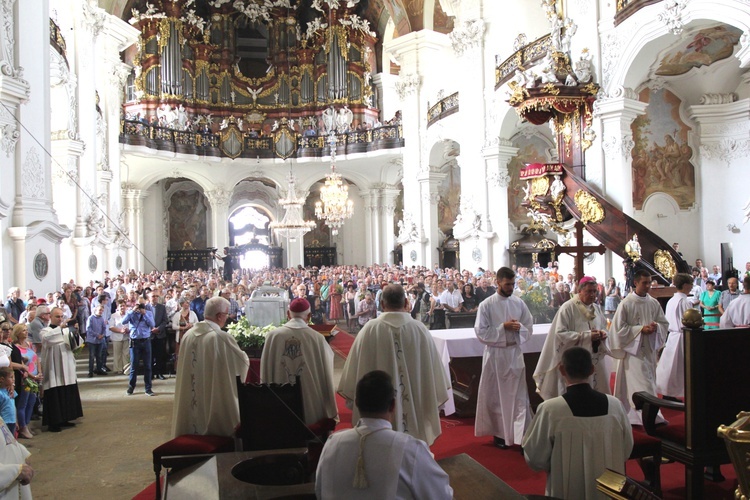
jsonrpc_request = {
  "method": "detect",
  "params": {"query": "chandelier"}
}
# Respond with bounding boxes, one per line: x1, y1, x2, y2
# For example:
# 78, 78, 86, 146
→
269, 169, 316, 242
315, 132, 353, 235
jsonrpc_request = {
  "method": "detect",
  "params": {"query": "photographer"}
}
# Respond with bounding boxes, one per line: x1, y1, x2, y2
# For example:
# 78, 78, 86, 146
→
122, 301, 155, 396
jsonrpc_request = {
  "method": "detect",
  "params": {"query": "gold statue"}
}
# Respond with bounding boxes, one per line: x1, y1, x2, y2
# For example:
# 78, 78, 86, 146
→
625, 234, 641, 261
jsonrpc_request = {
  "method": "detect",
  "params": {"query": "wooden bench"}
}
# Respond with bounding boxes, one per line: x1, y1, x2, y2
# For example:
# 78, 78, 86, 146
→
633, 325, 750, 499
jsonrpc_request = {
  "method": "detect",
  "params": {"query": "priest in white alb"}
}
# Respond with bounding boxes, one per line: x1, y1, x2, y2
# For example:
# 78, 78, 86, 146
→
610, 269, 669, 425
523, 347, 633, 500
534, 276, 611, 400
338, 284, 450, 446
261, 297, 337, 425
474, 267, 534, 449
0, 416, 33, 499
655, 272, 693, 399
172, 296, 249, 437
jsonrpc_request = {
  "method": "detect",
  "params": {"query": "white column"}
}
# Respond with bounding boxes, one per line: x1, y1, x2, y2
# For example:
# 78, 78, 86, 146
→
7, 0, 71, 291
386, 31, 450, 267
359, 188, 375, 264
595, 90, 647, 280
205, 188, 231, 251
418, 173, 446, 267
380, 186, 400, 264
484, 140, 517, 269
122, 187, 146, 271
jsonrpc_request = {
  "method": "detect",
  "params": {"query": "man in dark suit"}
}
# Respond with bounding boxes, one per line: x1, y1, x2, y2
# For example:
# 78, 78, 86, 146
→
147, 292, 169, 380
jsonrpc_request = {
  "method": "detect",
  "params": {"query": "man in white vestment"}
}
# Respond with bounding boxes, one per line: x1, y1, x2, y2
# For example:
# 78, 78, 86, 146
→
610, 270, 669, 425
0, 416, 33, 499
317, 370, 452, 500
523, 347, 633, 500
261, 298, 337, 425
534, 276, 611, 400
719, 276, 750, 328
338, 284, 450, 446
474, 266, 534, 449
655, 273, 693, 399
172, 297, 249, 437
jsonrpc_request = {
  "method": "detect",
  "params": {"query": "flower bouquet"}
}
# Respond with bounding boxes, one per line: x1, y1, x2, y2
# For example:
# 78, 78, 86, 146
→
227, 316, 283, 356
73, 342, 86, 355
24, 378, 39, 394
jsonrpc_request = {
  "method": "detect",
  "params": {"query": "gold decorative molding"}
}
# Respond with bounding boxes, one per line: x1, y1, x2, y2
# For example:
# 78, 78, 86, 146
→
574, 190, 604, 224
654, 250, 677, 279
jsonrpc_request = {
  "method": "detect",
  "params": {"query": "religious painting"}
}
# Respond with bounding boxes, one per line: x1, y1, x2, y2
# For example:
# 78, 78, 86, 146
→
168, 190, 208, 250
303, 181, 332, 248
437, 161, 461, 234
655, 25, 742, 76
631, 88, 695, 210
508, 134, 552, 227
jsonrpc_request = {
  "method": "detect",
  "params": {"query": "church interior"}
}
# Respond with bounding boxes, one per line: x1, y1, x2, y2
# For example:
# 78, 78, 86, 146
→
1, 0, 749, 290
1, 0, 750, 497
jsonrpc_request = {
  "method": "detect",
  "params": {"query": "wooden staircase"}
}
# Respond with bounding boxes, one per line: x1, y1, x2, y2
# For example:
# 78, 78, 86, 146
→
560, 164, 690, 284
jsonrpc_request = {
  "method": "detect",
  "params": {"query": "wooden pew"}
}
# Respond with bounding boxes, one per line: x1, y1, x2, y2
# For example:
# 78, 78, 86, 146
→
633, 325, 750, 499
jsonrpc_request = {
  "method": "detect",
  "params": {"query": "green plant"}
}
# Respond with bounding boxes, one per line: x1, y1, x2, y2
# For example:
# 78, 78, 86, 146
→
520, 287, 556, 323
226, 316, 281, 350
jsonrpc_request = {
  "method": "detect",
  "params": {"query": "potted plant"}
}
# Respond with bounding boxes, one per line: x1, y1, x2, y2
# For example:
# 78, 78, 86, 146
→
227, 316, 279, 358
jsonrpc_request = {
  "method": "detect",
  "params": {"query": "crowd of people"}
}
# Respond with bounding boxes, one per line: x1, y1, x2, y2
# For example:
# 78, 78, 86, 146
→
0, 255, 747, 497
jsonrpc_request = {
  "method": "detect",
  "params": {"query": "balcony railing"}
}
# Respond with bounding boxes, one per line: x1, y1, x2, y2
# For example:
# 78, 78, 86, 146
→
427, 92, 459, 128
119, 120, 404, 160
495, 34, 552, 88
615, 0, 663, 25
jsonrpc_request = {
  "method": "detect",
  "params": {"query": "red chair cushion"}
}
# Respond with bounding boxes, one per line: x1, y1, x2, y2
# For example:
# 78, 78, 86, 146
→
651, 412, 685, 443
153, 434, 235, 461
630, 430, 661, 459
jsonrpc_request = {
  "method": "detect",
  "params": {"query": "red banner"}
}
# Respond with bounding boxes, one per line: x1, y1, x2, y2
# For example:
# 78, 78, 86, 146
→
520, 163, 564, 180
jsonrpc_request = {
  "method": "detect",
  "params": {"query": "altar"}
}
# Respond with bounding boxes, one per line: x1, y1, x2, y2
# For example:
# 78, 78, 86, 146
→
431, 325, 550, 417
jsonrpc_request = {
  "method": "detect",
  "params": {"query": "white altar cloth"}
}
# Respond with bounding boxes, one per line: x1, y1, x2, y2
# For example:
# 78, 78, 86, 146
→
431, 324, 550, 416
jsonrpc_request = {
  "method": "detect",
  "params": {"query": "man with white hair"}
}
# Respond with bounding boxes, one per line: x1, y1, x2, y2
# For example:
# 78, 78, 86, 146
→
720, 276, 750, 328
28, 305, 50, 355
172, 296, 249, 437
261, 298, 337, 425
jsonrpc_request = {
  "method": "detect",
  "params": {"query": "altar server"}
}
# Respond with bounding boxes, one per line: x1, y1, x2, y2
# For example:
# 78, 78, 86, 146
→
610, 269, 669, 425
474, 267, 534, 449
655, 273, 694, 399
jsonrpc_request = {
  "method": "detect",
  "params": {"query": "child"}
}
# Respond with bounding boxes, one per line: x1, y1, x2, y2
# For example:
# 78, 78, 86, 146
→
0, 367, 16, 435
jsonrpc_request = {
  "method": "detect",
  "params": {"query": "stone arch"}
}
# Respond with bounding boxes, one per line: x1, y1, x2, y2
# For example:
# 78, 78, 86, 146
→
604, 0, 750, 94
49, 47, 77, 138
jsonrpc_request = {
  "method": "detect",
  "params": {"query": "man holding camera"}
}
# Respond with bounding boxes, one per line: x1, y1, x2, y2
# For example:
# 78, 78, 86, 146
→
122, 301, 155, 396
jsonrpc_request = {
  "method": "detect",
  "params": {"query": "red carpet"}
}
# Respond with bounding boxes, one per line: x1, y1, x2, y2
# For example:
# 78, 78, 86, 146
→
329, 329, 355, 359
135, 333, 737, 498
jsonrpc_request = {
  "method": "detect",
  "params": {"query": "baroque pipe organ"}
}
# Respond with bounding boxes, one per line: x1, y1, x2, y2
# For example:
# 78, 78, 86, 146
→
125, 0, 379, 135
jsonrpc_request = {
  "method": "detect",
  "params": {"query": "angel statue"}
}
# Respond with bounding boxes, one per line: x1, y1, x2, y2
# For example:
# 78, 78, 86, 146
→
625, 233, 641, 261
322, 106, 336, 133
246, 86, 262, 105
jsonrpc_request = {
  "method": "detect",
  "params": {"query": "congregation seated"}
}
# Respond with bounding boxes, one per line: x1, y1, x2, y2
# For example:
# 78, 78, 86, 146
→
523, 347, 634, 500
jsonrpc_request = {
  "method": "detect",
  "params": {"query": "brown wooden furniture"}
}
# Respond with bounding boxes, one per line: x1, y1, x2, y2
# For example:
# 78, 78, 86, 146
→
235, 375, 309, 451
446, 312, 477, 329
633, 325, 750, 499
